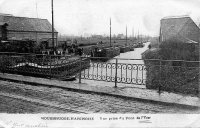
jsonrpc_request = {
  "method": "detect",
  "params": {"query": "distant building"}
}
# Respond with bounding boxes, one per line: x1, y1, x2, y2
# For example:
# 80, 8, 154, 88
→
117, 34, 125, 39
0, 14, 58, 47
91, 35, 103, 39
160, 16, 200, 43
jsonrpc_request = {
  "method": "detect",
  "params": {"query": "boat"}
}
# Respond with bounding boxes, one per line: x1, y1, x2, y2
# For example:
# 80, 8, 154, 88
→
1, 55, 90, 80
91, 47, 120, 61
119, 46, 130, 53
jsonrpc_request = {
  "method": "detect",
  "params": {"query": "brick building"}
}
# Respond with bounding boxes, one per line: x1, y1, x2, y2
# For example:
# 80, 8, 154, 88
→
160, 16, 200, 43
0, 14, 58, 47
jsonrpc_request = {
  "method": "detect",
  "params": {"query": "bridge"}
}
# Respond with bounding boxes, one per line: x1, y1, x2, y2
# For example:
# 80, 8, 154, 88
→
0, 52, 199, 96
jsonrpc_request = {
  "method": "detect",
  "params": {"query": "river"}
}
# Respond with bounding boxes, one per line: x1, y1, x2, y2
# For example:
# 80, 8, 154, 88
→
77, 42, 150, 88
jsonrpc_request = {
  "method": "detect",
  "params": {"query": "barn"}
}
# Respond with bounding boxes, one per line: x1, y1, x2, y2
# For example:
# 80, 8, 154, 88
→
160, 16, 200, 43
0, 13, 58, 47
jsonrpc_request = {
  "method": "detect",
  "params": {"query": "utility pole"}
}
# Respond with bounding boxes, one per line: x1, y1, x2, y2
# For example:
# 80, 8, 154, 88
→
110, 18, 111, 47
132, 27, 134, 40
126, 25, 127, 46
137, 30, 139, 43
35, 0, 38, 44
51, 0, 55, 50
35, 0, 38, 18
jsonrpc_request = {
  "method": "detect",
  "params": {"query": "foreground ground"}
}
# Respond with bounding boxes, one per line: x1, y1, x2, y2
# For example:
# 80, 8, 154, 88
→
0, 80, 199, 113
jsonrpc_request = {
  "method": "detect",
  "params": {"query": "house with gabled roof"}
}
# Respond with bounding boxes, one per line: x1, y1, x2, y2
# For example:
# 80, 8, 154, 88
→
160, 16, 200, 43
0, 13, 58, 47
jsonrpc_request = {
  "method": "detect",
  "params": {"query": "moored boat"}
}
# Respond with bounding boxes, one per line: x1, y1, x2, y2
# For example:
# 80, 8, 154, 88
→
0, 54, 90, 80
91, 47, 120, 61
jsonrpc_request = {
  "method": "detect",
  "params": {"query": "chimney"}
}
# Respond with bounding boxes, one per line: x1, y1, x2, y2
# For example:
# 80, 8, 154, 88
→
1, 23, 8, 40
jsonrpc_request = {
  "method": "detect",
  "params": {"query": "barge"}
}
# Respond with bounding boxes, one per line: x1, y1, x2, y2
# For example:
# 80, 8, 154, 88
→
0, 54, 90, 80
91, 47, 120, 61
119, 46, 130, 53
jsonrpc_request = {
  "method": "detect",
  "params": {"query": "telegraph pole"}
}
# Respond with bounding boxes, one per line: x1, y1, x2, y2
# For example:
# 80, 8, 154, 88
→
110, 18, 111, 47
35, 0, 38, 44
51, 0, 55, 50
126, 25, 127, 46
137, 30, 139, 43
35, 0, 38, 18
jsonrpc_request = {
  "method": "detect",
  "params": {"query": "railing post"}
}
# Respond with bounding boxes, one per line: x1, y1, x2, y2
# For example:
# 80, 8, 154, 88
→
115, 58, 118, 88
158, 59, 162, 94
79, 57, 82, 83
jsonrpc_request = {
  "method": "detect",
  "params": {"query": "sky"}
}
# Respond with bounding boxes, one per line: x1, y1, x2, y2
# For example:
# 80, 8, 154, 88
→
0, 0, 200, 36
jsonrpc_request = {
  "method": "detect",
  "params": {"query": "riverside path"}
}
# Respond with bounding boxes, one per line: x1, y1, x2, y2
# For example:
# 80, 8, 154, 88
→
0, 80, 199, 113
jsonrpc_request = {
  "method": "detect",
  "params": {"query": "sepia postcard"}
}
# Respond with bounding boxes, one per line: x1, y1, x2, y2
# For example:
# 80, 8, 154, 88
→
0, 0, 199, 127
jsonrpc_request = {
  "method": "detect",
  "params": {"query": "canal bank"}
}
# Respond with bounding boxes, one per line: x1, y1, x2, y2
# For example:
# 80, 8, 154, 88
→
0, 72, 199, 109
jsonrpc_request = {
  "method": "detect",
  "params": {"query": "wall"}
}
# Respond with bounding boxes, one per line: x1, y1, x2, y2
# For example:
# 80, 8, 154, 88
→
179, 20, 200, 43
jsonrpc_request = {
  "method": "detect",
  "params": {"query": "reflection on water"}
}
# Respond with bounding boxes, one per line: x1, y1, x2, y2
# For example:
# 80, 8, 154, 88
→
78, 42, 150, 88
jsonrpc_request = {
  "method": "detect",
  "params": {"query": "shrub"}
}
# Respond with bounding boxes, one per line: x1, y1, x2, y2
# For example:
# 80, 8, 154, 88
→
142, 39, 199, 96
149, 37, 160, 48
159, 38, 199, 61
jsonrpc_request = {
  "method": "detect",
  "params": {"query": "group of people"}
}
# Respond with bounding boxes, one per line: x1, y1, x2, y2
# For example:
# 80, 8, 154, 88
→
62, 43, 83, 56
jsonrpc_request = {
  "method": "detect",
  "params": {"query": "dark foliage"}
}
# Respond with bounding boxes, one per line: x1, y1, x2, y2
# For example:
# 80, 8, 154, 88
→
142, 39, 199, 96
0, 40, 37, 53
159, 39, 199, 61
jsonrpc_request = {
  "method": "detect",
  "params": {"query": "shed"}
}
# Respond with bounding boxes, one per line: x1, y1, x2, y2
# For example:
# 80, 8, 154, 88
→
0, 14, 58, 47
160, 16, 200, 43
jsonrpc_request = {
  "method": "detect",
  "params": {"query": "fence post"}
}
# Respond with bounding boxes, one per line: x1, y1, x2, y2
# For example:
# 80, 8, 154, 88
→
49, 55, 52, 79
158, 59, 162, 94
115, 58, 118, 88
79, 57, 82, 83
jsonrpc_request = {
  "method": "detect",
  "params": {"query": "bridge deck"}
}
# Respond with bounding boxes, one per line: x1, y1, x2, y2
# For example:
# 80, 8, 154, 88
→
0, 73, 199, 108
